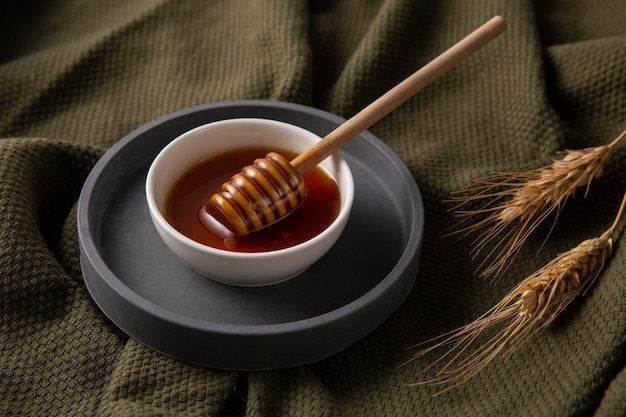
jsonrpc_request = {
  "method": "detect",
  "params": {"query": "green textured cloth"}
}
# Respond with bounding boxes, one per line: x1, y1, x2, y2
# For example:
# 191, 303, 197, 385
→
2, 1, 626, 416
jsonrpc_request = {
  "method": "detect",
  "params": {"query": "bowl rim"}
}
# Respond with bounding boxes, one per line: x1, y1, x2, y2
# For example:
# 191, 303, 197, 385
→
144, 117, 355, 260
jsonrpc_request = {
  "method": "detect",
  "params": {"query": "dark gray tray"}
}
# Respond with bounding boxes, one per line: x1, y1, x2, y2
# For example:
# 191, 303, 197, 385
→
77, 100, 424, 370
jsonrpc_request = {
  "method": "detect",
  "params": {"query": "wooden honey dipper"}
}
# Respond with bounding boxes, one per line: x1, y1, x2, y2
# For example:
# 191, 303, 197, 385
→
205, 16, 507, 236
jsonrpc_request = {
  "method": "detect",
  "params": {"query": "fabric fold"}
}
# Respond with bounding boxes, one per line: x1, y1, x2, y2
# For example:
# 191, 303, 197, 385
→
1, 1, 625, 416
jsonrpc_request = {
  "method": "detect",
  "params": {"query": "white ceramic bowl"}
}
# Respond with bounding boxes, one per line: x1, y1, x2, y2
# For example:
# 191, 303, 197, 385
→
145, 118, 354, 287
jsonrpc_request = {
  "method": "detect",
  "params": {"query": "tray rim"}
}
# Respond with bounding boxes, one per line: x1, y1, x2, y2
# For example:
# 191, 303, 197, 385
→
78, 99, 424, 340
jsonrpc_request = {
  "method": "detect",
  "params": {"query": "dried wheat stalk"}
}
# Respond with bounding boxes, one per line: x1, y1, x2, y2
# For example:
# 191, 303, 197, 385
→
405, 192, 625, 394
448, 129, 625, 280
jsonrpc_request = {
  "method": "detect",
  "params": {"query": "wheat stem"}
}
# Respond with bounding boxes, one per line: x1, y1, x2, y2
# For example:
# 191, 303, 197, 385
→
407, 191, 626, 394
447, 128, 625, 281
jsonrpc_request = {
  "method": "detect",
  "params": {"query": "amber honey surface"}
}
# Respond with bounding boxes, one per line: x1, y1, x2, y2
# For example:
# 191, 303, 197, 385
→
165, 146, 341, 252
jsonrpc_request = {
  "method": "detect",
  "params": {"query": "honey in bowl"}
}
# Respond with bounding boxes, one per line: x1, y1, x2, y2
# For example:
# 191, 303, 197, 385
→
165, 146, 341, 252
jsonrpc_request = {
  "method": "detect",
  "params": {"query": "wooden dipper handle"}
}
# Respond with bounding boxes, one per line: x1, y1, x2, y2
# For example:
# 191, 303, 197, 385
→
206, 16, 507, 236
290, 15, 507, 174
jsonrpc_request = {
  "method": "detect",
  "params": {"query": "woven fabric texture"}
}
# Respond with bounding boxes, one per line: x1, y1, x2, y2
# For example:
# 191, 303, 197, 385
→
1, 1, 625, 416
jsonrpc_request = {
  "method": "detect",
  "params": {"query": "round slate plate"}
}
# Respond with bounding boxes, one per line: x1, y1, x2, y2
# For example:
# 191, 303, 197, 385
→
78, 100, 424, 370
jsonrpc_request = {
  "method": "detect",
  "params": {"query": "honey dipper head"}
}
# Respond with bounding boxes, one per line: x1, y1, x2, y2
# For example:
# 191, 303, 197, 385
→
207, 152, 307, 236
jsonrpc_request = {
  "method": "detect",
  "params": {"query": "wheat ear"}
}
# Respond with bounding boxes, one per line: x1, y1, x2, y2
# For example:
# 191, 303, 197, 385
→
404, 191, 625, 394
448, 128, 625, 281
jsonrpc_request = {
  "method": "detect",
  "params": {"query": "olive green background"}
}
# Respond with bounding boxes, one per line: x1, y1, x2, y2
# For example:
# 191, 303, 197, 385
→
1, 1, 625, 416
